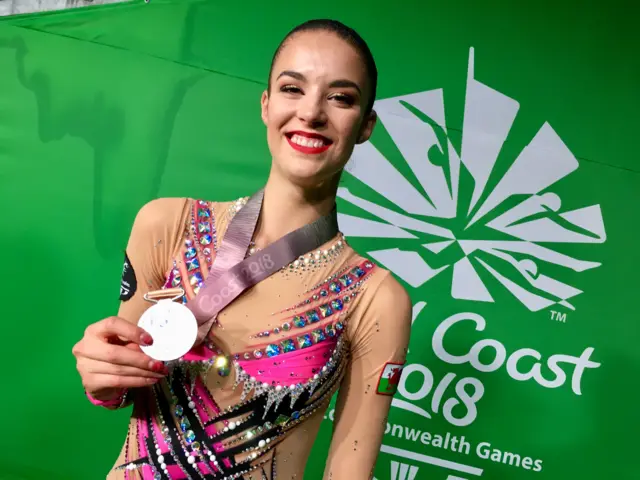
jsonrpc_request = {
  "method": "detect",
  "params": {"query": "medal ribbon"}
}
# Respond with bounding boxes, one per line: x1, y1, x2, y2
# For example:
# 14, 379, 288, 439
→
187, 189, 339, 345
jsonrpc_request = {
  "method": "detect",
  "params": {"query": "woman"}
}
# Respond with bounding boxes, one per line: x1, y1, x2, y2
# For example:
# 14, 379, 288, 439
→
72, 19, 412, 480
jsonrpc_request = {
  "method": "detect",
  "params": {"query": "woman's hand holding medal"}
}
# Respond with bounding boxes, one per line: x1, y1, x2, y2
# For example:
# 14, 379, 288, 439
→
72, 316, 169, 402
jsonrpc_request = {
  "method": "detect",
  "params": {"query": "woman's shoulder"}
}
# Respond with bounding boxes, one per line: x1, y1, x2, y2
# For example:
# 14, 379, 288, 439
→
133, 195, 249, 225
128, 197, 189, 237
346, 247, 412, 320
341, 247, 413, 353
176, 195, 251, 219
134, 197, 190, 220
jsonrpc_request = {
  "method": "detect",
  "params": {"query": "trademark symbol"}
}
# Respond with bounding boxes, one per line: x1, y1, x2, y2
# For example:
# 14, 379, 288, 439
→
550, 310, 567, 323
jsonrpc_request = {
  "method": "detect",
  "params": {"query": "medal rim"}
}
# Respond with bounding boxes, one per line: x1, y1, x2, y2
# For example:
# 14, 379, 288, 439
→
138, 300, 198, 361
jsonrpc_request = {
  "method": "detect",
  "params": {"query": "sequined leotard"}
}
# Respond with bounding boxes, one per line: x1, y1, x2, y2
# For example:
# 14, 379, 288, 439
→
106, 196, 412, 480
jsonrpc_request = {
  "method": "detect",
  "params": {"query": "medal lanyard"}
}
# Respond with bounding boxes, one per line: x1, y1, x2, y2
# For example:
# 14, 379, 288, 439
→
187, 188, 340, 345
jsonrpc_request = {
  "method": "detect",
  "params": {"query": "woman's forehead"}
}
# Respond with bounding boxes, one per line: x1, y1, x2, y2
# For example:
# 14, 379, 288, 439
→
273, 31, 367, 83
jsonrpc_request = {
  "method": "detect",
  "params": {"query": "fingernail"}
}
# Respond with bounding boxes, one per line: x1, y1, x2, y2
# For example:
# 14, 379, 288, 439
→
147, 378, 159, 384
141, 332, 153, 346
151, 361, 168, 374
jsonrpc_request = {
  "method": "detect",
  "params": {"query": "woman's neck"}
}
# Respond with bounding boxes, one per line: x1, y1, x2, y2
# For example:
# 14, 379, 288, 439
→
252, 171, 339, 247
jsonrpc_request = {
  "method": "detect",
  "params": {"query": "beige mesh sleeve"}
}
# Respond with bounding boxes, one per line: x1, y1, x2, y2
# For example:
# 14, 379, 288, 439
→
322, 270, 412, 479
116, 197, 190, 324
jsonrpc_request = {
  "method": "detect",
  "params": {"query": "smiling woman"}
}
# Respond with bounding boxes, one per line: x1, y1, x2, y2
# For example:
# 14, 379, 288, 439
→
72, 19, 412, 480
261, 20, 378, 190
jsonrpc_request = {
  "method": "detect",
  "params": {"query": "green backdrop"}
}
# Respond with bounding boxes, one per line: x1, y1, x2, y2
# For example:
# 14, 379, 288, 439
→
0, 1, 638, 479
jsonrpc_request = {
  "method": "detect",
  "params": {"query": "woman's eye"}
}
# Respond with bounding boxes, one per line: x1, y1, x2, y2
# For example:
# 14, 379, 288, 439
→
281, 85, 302, 94
330, 94, 355, 106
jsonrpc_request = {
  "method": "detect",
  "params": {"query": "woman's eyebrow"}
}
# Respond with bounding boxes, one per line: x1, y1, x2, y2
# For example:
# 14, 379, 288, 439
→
277, 70, 362, 94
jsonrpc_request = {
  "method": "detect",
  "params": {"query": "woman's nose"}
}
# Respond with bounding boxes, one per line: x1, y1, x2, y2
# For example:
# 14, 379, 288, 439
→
297, 94, 327, 127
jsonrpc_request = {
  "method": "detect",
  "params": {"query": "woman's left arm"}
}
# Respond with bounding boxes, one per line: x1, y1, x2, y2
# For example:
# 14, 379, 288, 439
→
323, 271, 413, 479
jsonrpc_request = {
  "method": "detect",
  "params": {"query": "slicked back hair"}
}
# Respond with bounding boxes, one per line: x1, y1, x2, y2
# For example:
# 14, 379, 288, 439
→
267, 19, 378, 115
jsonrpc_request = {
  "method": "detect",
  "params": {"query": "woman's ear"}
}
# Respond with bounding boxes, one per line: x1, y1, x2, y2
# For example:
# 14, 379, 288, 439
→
260, 90, 269, 126
357, 110, 377, 144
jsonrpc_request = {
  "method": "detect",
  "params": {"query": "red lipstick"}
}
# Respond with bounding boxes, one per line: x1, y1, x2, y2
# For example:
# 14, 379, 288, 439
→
286, 131, 332, 155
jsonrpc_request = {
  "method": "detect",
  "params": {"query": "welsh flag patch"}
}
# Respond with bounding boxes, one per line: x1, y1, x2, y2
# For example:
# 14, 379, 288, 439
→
376, 362, 404, 396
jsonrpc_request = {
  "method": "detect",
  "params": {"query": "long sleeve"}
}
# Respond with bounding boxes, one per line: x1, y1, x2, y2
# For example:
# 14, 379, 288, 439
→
323, 269, 412, 479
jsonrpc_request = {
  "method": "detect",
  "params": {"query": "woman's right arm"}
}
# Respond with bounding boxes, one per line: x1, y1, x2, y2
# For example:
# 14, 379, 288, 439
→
72, 316, 167, 405
72, 197, 190, 406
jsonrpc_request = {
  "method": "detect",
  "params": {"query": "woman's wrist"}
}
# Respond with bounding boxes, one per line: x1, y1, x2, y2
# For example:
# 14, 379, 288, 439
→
85, 388, 129, 409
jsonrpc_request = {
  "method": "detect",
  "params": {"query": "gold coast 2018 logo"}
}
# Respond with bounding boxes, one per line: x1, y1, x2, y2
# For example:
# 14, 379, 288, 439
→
339, 47, 606, 314
336, 48, 607, 480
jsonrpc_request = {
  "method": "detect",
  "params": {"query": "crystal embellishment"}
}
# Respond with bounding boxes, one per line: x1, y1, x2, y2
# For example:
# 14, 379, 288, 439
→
312, 329, 326, 343
186, 258, 200, 272
325, 324, 336, 337
231, 337, 346, 423
319, 304, 333, 318
351, 266, 365, 277
306, 311, 320, 323
331, 299, 343, 311
297, 334, 313, 349
275, 415, 290, 426
180, 418, 191, 432
214, 355, 231, 377
281, 339, 295, 353
266, 344, 281, 357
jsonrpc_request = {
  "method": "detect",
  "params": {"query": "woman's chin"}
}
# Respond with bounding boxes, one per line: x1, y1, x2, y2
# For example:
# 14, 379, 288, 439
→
270, 153, 343, 189
284, 167, 338, 189
276, 160, 324, 183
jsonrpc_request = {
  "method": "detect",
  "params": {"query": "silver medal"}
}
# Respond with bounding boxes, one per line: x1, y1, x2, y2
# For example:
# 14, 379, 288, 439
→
138, 299, 198, 361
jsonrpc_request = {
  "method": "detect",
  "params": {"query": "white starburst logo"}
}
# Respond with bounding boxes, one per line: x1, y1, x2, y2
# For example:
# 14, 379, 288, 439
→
390, 461, 419, 480
339, 48, 606, 312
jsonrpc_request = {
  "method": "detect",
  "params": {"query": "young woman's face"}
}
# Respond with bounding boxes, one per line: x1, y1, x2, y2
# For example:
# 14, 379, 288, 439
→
261, 30, 376, 187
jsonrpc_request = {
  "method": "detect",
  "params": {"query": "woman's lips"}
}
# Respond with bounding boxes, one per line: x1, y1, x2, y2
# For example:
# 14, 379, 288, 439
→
286, 132, 332, 155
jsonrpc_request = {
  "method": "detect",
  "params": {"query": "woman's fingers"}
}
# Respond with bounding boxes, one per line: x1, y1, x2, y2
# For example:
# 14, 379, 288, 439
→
72, 317, 168, 398
88, 316, 154, 346
84, 359, 167, 379
74, 338, 165, 373
85, 373, 161, 391
72, 316, 169, 396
